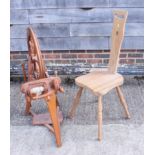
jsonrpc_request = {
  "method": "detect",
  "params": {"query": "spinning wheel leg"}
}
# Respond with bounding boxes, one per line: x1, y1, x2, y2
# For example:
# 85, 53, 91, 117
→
46, 94, 61, 147
56, 96, 60, 107
25, 96, 31, 115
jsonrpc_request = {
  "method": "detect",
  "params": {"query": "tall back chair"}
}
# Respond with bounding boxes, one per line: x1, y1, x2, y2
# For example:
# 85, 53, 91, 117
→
68, 10, 130, 141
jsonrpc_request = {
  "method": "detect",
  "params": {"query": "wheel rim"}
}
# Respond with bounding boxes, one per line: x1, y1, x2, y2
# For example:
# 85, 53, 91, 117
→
27, 27, 46, 80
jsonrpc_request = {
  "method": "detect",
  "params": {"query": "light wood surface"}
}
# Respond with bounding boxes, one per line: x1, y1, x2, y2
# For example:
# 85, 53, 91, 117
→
116, 87, 131, 118
46, 94, 62, 147
98, 96, 102, 141
108, 10, 128, 73
68, 87, 83, 118
76, 71, 124, 96
68, 10, 130, 141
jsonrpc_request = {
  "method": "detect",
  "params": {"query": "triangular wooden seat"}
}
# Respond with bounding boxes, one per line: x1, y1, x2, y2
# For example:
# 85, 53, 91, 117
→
68, 10, 131, 141
76, 71, 123, 96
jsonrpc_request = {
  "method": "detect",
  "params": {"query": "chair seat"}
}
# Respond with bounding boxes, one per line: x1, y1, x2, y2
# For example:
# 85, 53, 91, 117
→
75, 71, 124, 96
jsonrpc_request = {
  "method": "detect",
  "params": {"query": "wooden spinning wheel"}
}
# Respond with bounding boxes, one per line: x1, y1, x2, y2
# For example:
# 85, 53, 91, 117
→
27, 27, 48, 81
21, 27, 64, 147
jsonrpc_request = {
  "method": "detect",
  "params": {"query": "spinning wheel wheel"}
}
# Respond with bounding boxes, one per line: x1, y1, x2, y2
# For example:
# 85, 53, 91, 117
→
27, 27, 48, 80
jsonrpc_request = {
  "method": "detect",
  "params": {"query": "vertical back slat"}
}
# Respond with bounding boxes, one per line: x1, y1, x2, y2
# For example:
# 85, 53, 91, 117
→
108, 10, 128, 73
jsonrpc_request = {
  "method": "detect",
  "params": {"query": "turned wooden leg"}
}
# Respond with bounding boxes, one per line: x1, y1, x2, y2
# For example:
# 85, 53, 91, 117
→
46, 94, 61, 147
25, 96, 31, 115
68, 87, 83, 118
98, 96, 103, 141
116, 86, 131, 119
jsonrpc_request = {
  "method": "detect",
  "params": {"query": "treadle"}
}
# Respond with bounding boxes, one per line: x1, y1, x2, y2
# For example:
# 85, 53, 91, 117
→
30, 110, 63, 125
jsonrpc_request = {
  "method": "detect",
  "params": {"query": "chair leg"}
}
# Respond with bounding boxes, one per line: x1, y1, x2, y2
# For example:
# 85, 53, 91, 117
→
25, 96, 31, 115
116, 86, 131, 119
68, 87, 83, 118
98, 96, 103, 141
46, 94, 61, 147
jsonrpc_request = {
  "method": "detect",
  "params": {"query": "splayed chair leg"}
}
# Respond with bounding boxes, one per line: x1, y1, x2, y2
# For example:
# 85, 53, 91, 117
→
116, 86, 131, 119
68, 87, 83, 118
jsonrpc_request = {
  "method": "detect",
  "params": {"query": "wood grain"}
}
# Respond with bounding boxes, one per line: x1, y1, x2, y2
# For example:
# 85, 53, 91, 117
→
109, 0, 144, 7
11, 0, 109, 9
70, 11, 131, 141
46, 94, 62, 147
28, 8, 143, 24
11, 24, 70, 39
68, 87, 83, 118
116, 87, 131, 118
10, 9, 29, 24
70, 23, 144, 37
10, 36, 144, 51
11, 0, 143, 9
98, 96, 102, 141
10, 0, 144, 51
11, 23, 143, 39
10, 37, 109, 51
122, 36, 144, 49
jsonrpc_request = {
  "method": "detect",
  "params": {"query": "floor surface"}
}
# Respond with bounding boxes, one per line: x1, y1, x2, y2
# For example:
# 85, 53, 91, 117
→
10, 76, 144, 155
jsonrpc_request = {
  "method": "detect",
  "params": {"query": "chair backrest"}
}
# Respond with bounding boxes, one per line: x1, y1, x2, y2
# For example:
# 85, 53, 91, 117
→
27, 27, 48, 80
108, 10, 128, 73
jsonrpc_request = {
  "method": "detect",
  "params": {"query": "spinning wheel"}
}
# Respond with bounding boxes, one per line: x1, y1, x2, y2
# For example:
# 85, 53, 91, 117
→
27, 27, 48, 80
21, 27, 64, 147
